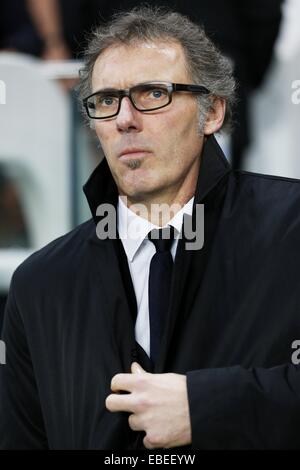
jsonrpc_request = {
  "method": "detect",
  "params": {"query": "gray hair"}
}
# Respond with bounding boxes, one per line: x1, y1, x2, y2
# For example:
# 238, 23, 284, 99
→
78, 6, 236, 133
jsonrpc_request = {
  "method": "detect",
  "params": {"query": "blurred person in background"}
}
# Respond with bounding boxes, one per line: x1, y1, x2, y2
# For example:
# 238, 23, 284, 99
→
0, 0, 71, 60
0, 168, 29, 333
26, 0, 72, 61
0, 168, 29, 249
0, 7, 300, 450
0, 0, 43, 55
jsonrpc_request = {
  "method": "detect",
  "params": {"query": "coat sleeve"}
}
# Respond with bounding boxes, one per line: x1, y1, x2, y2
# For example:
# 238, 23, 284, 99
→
0, 274, 48, 449
186, 364, 300, 449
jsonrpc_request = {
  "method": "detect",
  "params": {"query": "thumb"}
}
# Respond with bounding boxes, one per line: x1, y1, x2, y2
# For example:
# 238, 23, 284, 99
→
131, 362, 146, 374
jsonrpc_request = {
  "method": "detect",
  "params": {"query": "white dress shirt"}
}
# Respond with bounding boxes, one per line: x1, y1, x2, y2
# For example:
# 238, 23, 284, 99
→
118, 196, 194, 356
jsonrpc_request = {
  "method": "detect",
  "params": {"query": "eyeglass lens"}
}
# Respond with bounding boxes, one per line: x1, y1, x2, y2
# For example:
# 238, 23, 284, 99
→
86, 83, 170, 118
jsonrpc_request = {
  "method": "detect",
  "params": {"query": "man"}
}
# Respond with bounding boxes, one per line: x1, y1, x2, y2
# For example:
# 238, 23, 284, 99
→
57, 0, 282, 169
0, 7, 300, 450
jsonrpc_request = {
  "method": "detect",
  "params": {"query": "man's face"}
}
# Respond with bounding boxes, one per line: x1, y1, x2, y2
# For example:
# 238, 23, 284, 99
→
91, 41, 205, 202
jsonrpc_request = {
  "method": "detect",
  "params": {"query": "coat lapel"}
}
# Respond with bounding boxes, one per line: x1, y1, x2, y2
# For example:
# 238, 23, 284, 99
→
155, 136, 231, 372
83, 161, 151, 372
87, 234, 136, 372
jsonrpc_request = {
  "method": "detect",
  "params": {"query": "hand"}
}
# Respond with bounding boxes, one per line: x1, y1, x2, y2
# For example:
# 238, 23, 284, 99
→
105, 362, 192, 449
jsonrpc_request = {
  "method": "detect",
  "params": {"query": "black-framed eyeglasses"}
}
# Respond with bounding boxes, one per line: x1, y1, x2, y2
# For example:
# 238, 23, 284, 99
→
83, 81, 210, 119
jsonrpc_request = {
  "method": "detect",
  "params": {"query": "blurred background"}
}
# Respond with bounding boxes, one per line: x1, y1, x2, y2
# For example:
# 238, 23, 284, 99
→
0, 0, 300, 330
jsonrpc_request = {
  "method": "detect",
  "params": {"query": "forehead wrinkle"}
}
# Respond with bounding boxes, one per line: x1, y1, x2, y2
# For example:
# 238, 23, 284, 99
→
91, 41, 191, 92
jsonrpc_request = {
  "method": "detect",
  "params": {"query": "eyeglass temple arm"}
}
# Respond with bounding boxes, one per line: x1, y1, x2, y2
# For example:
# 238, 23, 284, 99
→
173, 83, 210, 94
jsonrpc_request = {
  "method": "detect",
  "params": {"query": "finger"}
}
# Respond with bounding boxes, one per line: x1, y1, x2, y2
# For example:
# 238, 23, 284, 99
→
105, 393, 135, 413
131, 362, 146, 374
143, 434, 157, 450
128, 413, 144, 432
111, 373, 138, 392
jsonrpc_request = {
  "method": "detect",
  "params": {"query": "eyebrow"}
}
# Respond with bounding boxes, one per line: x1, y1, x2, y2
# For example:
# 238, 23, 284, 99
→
91, 81, 170, 94
92, 87, 122, 94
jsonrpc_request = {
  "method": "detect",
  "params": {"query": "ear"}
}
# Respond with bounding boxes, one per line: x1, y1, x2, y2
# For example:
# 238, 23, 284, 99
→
203, 97, 226, 135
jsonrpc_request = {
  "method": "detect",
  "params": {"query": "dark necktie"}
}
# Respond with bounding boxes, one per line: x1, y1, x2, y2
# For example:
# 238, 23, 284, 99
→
148, 226, 175, 364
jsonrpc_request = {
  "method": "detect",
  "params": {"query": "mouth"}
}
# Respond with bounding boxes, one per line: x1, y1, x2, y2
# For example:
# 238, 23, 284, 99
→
118, 148, 151, 161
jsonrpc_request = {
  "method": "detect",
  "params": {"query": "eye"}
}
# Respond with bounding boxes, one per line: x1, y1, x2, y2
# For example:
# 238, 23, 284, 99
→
149, 88, 167, 99
151, 89, 164, 98
97, 95, 118, 107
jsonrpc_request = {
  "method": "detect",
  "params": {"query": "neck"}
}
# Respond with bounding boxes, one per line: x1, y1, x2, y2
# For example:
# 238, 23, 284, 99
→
120, 175, 198, 227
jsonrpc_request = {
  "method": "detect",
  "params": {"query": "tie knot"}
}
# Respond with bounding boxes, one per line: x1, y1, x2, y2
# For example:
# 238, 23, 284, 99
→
148, 226, 175, 253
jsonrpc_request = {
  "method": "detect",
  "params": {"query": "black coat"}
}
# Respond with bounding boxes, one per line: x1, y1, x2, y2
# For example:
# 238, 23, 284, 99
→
0, 135, 300, 449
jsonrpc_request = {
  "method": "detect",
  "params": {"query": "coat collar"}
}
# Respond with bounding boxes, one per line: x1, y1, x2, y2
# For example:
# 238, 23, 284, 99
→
82, 134, 231, 226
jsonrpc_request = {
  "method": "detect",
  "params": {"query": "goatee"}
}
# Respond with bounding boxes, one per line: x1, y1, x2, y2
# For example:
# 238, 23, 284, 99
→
127, 159, 141, 170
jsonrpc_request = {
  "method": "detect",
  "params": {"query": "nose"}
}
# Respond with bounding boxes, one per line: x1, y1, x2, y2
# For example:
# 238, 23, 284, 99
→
116, 96, 142, 133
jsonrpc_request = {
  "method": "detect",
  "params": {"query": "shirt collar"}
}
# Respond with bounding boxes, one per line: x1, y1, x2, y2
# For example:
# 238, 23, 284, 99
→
118, 196, 194, 262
